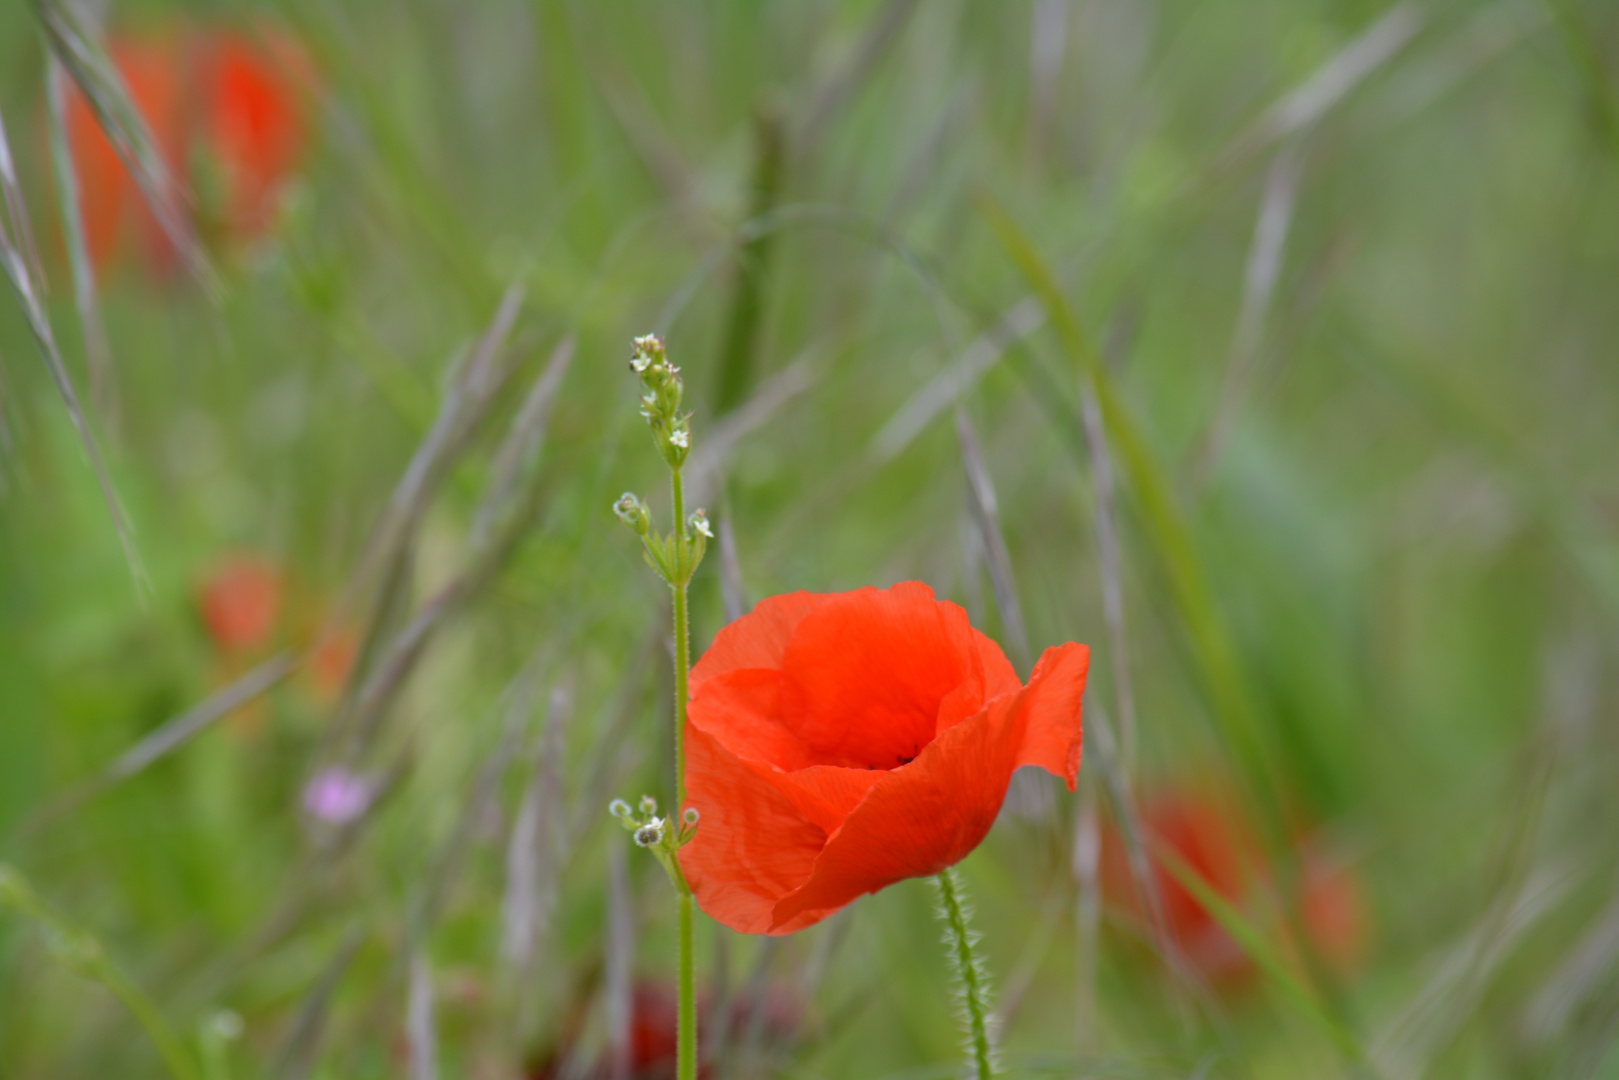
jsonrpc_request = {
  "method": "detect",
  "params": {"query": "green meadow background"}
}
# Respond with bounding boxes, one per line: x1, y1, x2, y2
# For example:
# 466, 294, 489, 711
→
3, 0, 1619, 1077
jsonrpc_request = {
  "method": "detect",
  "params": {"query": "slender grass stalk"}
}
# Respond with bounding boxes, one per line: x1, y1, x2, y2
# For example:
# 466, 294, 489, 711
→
0, 865, 202, 1080
669, 464, 698, 1080
672, 467, 690, 810
678, 891, 697, 1080
615, 335, 707, 1080
933, 867, 997, 1080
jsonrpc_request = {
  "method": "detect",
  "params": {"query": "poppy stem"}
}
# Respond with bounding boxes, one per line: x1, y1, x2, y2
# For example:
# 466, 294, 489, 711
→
934, 867, 998, 1080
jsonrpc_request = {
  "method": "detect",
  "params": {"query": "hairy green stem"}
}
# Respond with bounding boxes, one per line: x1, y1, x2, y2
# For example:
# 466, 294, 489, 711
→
669, 466, 697, 1080
934, 867, 996, 1080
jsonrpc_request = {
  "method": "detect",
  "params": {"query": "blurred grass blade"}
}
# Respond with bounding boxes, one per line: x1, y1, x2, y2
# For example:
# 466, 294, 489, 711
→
871, 296, 1044, 463
0, 865, 203, 1080
1198, 141, 1303, 484
1149, 839, 1368, 1063
337, 283, 526, 723
412, 660, 542, 936
567, 621, 660, 850
954, 407, 1030, 671
714, 100, 788, 414
992, 880, 1068, 1035
0, 102, 146, 596
1371, 864, 1575, 1079
353, 283, 524, 597
1545, 0, 1619, 158
19, 653, 297, 837
604, 839, 634, 1080
341, 419, 553, 760
1026, 0, 1070, 162
1079, 387, 1139, 772
35, 0, 217, 294
472, 333, 575, 549
685, 348, 822, 507
975, 187, 1281, 829
717, 513, 749, 623
1070, 784, 1101, 1042
587, 45, 700, 212
407, 951, 439, 1080
1084, 701, 1205, 1025
45, 55, 115, 425
501, 684, 573, 972
796, 0, 920, 154
112, 655, 297, 779
1522, 869, 1619, 1045
1212, 4, 1425, 178
272, 924, 365, 1080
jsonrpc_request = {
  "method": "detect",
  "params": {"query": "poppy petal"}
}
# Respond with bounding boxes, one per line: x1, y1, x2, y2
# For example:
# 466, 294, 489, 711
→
680, 724, 827, 935
690, 591, 828, 692
768, 642, 1089, 930
688, 668, 812, 770
766, 765, 884, 835
778, 583, 978, 770
1008, 642, 1091, 789
974, 629, 1024, 702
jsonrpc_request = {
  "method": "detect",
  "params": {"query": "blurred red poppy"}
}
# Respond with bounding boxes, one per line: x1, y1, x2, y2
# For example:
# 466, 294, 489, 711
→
60, 23, 313, 272
196, 554, 281, 654
526, 980, 802, 1080
63, 35, 186, 270
679, 581, 1089, 935
192, 28, 315, 240
1100, 782, 1368, 986
306, 624, 358, 703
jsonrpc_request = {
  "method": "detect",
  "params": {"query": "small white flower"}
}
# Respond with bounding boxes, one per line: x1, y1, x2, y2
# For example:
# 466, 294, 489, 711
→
690, 511, 713, 538
634, 817, 666, 847
669, 430, 690, 449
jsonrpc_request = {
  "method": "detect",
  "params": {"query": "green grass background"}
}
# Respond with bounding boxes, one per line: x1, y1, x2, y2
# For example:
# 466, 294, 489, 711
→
3, 0, 1619, 1077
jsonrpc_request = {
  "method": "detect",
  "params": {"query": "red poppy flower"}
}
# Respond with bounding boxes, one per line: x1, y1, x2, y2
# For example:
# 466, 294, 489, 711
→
196, 554, 282, 654
63, 35, 186, 270
307, 623, 358, 703
193, 28, 314, 240
678, 581, 1089, 935
60, 23, 313, 273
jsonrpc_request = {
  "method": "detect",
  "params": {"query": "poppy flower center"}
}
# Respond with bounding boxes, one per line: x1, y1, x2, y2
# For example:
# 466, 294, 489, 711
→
772, 590, 979, 771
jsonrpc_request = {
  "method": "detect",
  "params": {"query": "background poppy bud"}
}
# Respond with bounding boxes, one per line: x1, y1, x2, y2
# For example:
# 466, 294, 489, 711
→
196, 554, 281, 654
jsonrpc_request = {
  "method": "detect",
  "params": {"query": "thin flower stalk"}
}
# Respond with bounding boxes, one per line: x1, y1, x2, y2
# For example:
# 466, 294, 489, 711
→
610, 333, 709, 1080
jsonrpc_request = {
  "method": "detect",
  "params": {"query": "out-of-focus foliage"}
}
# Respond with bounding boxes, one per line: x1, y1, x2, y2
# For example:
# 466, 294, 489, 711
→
3, 0, 1619, 1077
